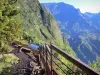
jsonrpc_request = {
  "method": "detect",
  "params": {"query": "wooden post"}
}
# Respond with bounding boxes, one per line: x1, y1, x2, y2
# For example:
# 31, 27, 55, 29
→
50, 42, 53, 75
43, 44, 45, 56
50, 44, 100, 75
73, 64, 77, 75
45, 44, 48, 75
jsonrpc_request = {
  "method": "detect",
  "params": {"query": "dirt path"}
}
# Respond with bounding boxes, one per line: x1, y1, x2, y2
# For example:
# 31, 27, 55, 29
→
11, 48, 44, 75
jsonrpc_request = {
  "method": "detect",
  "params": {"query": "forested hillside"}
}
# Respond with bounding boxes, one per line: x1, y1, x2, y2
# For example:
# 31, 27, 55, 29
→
0, 0, 75, 74
18, 0, 75, 55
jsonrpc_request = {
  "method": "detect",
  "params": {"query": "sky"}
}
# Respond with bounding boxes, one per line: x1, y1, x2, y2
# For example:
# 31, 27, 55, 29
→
39, 0, 100, 13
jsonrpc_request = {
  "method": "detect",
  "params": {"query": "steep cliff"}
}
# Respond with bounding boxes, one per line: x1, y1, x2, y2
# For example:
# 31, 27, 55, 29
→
18, 0, 63, 46
18, 0, 75, 56
0, 0, 75, 74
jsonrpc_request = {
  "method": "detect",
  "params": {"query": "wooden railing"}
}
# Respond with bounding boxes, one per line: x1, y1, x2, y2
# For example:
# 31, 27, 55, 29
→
40, 43, 100, 75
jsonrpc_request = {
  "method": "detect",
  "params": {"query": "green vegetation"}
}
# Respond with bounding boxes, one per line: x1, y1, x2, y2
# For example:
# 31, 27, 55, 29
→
0, 0, 22, 53
0, 54, 19, 74
18, 0, 75, 55
0, 0, 22, 74
0, 0, 76, 74
88, 59, 100, 72
54, 54, 74, 75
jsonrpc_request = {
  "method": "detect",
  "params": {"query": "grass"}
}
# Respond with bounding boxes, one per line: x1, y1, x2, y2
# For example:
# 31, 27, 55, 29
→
0, 54, 19, 75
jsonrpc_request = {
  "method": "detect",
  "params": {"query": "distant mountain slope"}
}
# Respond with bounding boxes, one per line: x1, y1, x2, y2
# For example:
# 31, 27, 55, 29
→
42, 2, 100, 63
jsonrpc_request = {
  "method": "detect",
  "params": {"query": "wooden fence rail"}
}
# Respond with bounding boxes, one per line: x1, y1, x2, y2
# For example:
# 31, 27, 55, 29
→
40, 43, 100, 75
50, 43, 100, 75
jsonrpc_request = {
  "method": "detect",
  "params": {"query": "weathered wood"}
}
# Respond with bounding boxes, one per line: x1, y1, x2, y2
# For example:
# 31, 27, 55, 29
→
52, 66, 60, 75
45, 44, 48, 74
45, 45, 60, 75
50, 44, 100, 75
40, 49, 51, 75
50, 45, 53, 75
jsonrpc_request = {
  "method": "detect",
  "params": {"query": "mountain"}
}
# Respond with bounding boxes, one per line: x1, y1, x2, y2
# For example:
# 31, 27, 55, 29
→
0, 1, 75, 74
18, 0, 61, 47
42, 2, 100, 63
18, 0, 75, 55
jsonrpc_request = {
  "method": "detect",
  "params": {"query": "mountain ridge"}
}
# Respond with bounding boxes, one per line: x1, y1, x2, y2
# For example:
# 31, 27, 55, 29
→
42, 2, 100, 64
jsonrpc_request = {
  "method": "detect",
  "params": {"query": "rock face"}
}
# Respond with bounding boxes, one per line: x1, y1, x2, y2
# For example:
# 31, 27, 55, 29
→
42, 2, 100, 63
18, 0, 75, 56
18, 0, 63, 47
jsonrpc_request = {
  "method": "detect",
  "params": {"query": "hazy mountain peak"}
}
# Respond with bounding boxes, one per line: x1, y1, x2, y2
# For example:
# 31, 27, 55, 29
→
42, 3, 100, 64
